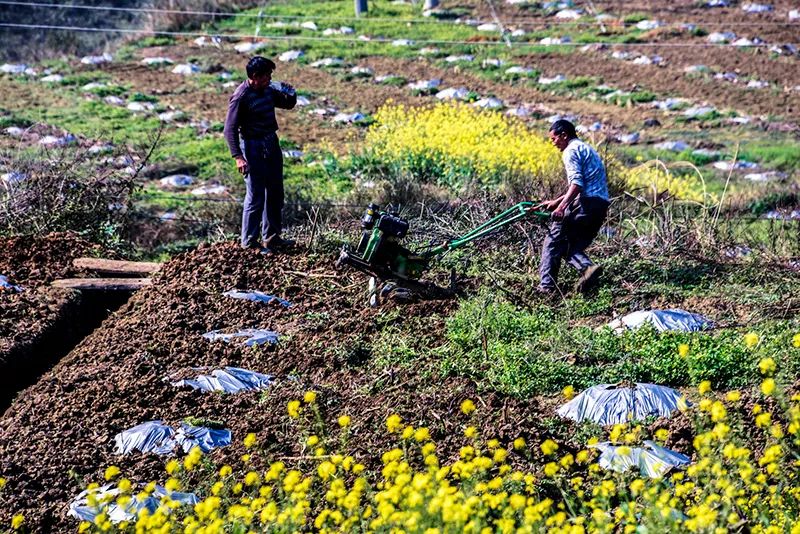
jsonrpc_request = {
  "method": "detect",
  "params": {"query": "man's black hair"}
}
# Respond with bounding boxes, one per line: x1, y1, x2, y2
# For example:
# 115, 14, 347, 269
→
246, 56, 276, 79
549, 119, 577, 139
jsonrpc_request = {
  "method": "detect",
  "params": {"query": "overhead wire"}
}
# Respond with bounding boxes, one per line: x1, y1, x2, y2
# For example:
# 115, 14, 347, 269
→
1, 21, 798, 48
0, 0, 799, 27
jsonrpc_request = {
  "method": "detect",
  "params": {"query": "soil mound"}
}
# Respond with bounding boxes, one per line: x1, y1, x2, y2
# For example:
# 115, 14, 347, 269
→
0, 242, 545, 531
0, 232, 94, 286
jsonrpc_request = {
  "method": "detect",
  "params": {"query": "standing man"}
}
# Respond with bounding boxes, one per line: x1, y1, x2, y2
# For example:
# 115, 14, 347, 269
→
537, 119, 610, 294
224, 56, 297, 254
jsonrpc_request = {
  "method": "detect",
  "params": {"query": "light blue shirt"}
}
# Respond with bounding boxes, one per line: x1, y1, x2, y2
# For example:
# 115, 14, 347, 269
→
562, 138, 609, 201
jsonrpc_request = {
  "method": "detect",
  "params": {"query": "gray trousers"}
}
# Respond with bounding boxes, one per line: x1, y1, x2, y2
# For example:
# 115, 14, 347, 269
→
539, 196, 609, 289
241, 133, 284, 248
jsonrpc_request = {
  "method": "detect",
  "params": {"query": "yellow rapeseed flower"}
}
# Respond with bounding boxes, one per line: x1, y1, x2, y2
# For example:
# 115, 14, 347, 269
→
244, 471, 260, 486
726, 390, 741, 402
165, 459, 179, 475
219, 465, 232, 477
104, 465, 121, 481
678, 344, 690, 358
11, 514, 24, 530
338, 415, 352, 428
303, 391, 317, 404
513, 437, 526, 450
307, 435, 320, 447
698, 380, 712, 395
562, 385, 576, 400
464, 426, 478, 439
759, 357, 776, 375
414, 427, 430, 442
460, 399, 476, 415
793, 333, 800, 348
756, 413, 771, 428
287, 400, 302, 418
541, 439, 559, 456
244, 432, 257, 448
386, 414, 402, 433
544, 462, 559, 477
761, 378, 776, 397
744, 332, 759, 348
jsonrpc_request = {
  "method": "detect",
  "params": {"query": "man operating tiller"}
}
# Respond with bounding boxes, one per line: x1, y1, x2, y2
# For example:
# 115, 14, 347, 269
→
537, 119, 610, 295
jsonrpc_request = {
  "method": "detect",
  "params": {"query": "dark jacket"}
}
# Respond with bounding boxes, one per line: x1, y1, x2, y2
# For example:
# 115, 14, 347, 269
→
223, 81, 297, 158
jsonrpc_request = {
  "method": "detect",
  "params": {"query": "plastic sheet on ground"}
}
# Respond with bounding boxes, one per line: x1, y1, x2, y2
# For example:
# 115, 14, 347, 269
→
80, 54, 112, 65
172, 64, 201, 75
202, 329, 279, 346
113, 420, 231, 455
113, 421, 177, 455
436, 87, 470, 100
0, 275, 23, 292
540, 36, 571, 45
332, 112, 366, 123
1, 172, 26, 185
607, 309, 713, 332
557, 383, 688, 425
174, 423, 232, 453
311, 57, 344, 68
445, 54, 474, 63
173, 366, 274, 393
539, 74, 566, 85
159, 174, 195, 188
476, 23, 499, 32
191, 184, 227, 196
127, 102, 155, 112
234, 41, 267, 53
591, 440, 690, 478
68, 484, 198, 523
278, 50, 304, 62
40, 134, 76, 147
223, 290, 291, 307
41, 74, 63, 83
472, 97, 503, 109
141, 57, 174, 66
408, 79, 441, 90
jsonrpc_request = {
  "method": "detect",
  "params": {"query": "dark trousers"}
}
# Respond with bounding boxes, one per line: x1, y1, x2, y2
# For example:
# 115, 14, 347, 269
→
539, 196, 609, 289
241, 133, 284, 247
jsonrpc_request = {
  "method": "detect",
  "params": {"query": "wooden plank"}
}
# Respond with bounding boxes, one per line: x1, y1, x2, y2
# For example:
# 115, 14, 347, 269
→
73, 258, 161, 276
52, 278, 151, 291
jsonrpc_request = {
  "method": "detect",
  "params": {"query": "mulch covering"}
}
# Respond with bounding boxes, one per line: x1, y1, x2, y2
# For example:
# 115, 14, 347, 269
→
0, 242, 548, 531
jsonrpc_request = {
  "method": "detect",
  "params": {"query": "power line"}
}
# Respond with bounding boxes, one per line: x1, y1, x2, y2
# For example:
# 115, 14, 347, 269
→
0, 1, 799, 27
1, 22, 796, 48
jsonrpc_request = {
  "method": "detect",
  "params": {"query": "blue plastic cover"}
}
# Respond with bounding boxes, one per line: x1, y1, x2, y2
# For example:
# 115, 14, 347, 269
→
172, 366, 274, 393
607, 309, 713, 332
68, 483, 198, 523
0, 275, 22, 292
202, 329, 279, 346
113, 421, 176, 455
223, 290, 291, 307
113, 421, 230, 455
557, 383, 688, 425
174, 423, 232, 453
591, 440, 691, 478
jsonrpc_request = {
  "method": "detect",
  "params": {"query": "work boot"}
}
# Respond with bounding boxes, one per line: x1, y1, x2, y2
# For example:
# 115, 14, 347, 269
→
576, 265, 602, 293
536, 285, 558, 301
264, 235, 296, 249
242, 243, 272, 255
